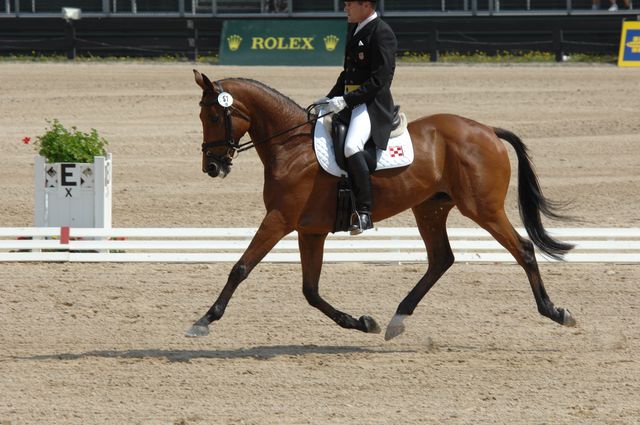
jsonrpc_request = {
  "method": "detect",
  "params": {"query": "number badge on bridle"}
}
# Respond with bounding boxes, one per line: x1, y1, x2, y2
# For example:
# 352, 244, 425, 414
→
218, 92, 234, 108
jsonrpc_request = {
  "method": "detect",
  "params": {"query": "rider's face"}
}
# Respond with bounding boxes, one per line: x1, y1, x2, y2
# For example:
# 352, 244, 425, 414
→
344, 1, 373, 24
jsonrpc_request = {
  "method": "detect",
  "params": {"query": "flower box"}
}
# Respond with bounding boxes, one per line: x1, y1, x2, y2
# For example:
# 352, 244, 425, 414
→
34, 154, 112, 228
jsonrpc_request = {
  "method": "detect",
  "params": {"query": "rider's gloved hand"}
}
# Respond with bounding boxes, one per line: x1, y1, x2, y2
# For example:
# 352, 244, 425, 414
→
314, 96, 330, 105
326, 96, 347, 113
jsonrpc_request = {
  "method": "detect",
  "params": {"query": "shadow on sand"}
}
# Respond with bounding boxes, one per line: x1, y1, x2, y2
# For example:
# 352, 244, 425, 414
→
15, 344, 417, 362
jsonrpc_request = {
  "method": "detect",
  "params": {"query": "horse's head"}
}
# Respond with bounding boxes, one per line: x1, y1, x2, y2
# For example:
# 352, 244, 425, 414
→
194, 69, 251, 178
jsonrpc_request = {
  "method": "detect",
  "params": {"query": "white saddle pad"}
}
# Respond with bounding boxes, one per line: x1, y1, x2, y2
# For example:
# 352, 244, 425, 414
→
313, 111, 414, 177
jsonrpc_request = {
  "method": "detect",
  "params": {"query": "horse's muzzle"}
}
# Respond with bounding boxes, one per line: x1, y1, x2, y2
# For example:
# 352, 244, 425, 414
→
205, 161, 221, 177
203, 157, 231, 178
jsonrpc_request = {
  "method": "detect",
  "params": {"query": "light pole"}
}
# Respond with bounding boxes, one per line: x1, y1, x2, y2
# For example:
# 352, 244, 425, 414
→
62, 7, 81, 59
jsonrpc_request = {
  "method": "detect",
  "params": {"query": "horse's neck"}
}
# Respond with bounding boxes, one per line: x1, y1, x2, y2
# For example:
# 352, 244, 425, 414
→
251, 117, 314, 172
241, 87, 311, 167
246, 94, 306, 141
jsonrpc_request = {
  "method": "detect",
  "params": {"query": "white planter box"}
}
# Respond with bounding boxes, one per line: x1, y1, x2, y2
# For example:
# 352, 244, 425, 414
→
34, 154, 112, 228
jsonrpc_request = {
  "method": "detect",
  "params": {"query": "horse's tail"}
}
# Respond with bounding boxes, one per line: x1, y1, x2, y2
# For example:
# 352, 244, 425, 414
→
493, 127, 574, 260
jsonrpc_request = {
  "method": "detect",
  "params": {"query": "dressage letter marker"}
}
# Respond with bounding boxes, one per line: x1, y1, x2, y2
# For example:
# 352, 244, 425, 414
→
60, 163, 77, 186
34, 155, 112, 228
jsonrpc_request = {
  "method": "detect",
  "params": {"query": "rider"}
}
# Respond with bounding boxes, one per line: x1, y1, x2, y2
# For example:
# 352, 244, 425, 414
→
321, 0, 397, 235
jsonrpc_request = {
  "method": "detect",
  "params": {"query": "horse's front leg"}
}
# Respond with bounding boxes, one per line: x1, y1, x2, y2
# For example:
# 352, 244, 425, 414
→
186, 211, 292, 337
299, 232, 380, 334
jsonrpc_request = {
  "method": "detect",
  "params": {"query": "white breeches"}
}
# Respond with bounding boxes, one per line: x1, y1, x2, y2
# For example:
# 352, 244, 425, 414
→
344, 103, 371, 158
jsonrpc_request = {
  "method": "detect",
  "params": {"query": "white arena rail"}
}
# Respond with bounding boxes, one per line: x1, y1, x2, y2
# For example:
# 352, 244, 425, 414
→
0, 227, 639, 263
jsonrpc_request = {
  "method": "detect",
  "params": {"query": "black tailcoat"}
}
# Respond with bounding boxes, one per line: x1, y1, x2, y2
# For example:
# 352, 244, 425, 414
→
327, 17, 397, 150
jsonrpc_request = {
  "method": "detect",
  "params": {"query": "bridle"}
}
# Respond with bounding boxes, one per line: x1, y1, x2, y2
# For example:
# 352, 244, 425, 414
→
200, 81, 251, 165
199, 80, 335, 172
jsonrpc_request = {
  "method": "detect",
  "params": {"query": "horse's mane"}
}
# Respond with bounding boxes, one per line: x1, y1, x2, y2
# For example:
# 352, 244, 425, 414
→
224, 78, 306, 117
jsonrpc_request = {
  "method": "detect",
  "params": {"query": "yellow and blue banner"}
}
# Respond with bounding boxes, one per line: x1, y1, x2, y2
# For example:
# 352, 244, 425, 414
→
618, 21, 640, 67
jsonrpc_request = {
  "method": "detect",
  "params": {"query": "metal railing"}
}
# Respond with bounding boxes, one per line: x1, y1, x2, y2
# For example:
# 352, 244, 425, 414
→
1, 0, 633, 16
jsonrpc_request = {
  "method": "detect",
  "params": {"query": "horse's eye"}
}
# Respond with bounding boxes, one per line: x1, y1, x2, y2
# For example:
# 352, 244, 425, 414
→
210, 115, 220, 124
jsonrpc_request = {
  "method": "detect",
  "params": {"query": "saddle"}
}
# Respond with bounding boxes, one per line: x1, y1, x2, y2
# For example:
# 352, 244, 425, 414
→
331, 105, 403, 174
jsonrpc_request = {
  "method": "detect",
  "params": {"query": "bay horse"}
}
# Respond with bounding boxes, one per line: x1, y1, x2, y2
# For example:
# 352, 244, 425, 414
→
186, 69, 576, 340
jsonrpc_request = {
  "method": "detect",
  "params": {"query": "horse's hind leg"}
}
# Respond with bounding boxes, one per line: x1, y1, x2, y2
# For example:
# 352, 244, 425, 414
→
464, 207, 576, 327
385, 198, 455, 340
299, 232, 381, 334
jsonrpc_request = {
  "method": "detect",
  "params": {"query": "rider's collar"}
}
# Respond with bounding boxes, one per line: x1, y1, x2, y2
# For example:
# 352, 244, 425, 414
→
354, 12, 377, 36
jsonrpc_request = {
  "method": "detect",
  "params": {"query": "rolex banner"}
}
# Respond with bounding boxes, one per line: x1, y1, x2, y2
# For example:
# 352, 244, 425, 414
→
219, 19, 346, 66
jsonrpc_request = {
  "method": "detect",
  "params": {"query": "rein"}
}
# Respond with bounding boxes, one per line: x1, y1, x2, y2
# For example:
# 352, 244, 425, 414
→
201, 80, 333, 156
235, 104, 333, 153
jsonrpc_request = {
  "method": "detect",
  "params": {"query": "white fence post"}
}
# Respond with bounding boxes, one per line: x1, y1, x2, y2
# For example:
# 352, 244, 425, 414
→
93, 154, 112, 229
34, 155, 46, 227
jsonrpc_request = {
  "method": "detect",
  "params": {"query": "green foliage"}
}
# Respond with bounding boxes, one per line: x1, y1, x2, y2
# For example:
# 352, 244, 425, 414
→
0, 53, 219, 63
36, 119, 108, 163
439, 50, 557, 63
397, 50, 616, 64
1, 51, 613, 64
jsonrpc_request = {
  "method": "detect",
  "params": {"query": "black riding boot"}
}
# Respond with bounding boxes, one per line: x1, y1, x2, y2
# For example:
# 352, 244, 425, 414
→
346, 151, 374, 235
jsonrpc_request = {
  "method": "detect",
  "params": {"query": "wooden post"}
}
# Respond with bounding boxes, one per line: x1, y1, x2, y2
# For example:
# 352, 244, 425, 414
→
187, 19, 198, 61
554, 26, 564, 62
66, 21, 76, 60
429, 28, 439, 63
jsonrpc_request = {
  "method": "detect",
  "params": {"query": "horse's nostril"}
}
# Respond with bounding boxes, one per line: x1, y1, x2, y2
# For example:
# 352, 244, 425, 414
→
207, 162, 220, 177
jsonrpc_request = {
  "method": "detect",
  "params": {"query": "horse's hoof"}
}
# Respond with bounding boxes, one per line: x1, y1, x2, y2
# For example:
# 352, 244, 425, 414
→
561, 308, 576, 327
185, 324, 209, 337
185, 318, 209, 338
384, 314, 408, 341
359, 315, 381, 334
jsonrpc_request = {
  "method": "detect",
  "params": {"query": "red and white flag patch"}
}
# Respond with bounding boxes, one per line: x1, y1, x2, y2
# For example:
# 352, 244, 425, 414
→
388, 146, 404, 157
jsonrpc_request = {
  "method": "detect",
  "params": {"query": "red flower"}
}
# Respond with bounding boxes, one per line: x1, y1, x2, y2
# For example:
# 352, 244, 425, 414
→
22, 136, 31, 144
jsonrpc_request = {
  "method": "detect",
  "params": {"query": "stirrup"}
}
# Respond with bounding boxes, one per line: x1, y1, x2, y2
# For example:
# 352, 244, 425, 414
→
349, 211, 373, 235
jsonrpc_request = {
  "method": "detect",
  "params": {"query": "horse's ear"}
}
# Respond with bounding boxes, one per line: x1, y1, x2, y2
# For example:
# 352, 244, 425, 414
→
193, 69, 206, 90
193, 69, 213, 91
